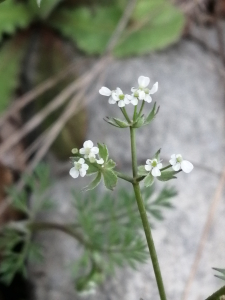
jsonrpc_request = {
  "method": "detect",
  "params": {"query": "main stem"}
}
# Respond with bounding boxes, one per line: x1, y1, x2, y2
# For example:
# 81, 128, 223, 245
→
130, 126, 167, 300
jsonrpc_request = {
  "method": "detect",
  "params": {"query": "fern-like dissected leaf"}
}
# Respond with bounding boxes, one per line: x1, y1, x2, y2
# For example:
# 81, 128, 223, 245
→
50, 0, 184, 57
0, 38, 27, 112
0, 0, 32, 41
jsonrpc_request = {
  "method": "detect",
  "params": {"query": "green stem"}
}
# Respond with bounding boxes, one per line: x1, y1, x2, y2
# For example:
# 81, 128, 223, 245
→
160, 165, 171, 171
137, 100, 145, 118
133, 105, 137, 121
130, 126, 167, 300
130, 127, 138, 177
120, 107, 130, 123
115, 171, 134, 183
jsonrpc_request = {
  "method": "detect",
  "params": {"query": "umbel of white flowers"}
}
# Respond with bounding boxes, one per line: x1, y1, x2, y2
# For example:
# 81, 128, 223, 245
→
70, 75, 194, 180
99, 75, 158, 107
70, 140, 104, 178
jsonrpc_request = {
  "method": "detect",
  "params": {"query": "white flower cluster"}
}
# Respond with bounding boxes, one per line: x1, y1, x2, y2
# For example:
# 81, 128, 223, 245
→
99, 76, 158, 107
145, 154, 193, 177
70, 140, 104, 179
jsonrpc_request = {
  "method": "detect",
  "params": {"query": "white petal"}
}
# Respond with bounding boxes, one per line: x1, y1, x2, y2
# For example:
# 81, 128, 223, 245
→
139, 90, 145, 100
152, 167, 161, 177
108, 96, 116, 104
149, 82, 158, 94
118, 100, 125, 107
69, 167, 79, 178
96, 158, 104, 164
91, 147, 99, 154
124, 95, 130, 104
131, 87, 136, 93
130, 97, 138, 106
112, 91, 119, 101
146, 159, 151, 165
116, 87, 123, 95
84, 140, 93, 148
171, 154, 176, 159
79, 169, 86, 177
181, 160, 193, 173
145, 165, 152, 171
157, 163, 163, 169
99, 87, 111, 96
79, 148, 85, 154
78, 158, 85, 164
172, 163, 181, 171
144, 94, 152, 103
82, 164, 89, 170
138, 76, 150, 88
169, 158, 176, 166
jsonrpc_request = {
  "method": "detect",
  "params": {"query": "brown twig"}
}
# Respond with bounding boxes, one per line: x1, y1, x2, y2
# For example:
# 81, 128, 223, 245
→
0, 60, 84, 128
0, 58, 106, 159
182, 166, 225, 300
105, 0, 138, 53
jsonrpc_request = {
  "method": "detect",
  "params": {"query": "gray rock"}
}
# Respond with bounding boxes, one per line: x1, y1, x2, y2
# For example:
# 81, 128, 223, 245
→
29, 38, 225, 300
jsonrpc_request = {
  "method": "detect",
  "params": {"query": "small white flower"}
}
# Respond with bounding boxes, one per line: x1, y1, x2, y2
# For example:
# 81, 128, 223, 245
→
96, 158, 104, 164
99, 86, 130, 107
131, 76, 158, 104
145, 158, 162, 177
112, 87, 130, 107
169, 154, 193, 173
69, 158, 89, 178
79, 140, 99, 160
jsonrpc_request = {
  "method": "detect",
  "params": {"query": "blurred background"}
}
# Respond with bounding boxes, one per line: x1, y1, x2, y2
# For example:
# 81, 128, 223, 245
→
0, 0, 225, 299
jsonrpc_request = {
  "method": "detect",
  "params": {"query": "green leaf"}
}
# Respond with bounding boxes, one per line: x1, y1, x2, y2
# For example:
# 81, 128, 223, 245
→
50, 0, 184, 57
157, 170, 177, 182
114, 0, 185, 57
103, 117, 120, 128
113, 118, 130, 128
144, 102, 160, 125
104, 159, 116, 170
86, 162, 99, 175
132, 115, 145, 128
144, 173, 154, 187
29, 0, 62, 19
97, 143, 109, 161
138, 165, 148, 176
154, 148, 161, 160
50, 6, 120, 55
213, 268, 225, 281
83, 172, 102, 191
0, 39, 27, 112
0, 0, 32, 41
102, 169, 117, 190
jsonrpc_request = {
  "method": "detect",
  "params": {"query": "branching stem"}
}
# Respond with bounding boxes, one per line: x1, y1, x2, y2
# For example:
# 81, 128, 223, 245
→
130, 126, 167, 300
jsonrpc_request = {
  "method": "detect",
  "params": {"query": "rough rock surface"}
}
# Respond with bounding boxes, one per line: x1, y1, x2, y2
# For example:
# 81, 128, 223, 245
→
29, 38, 225, 300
